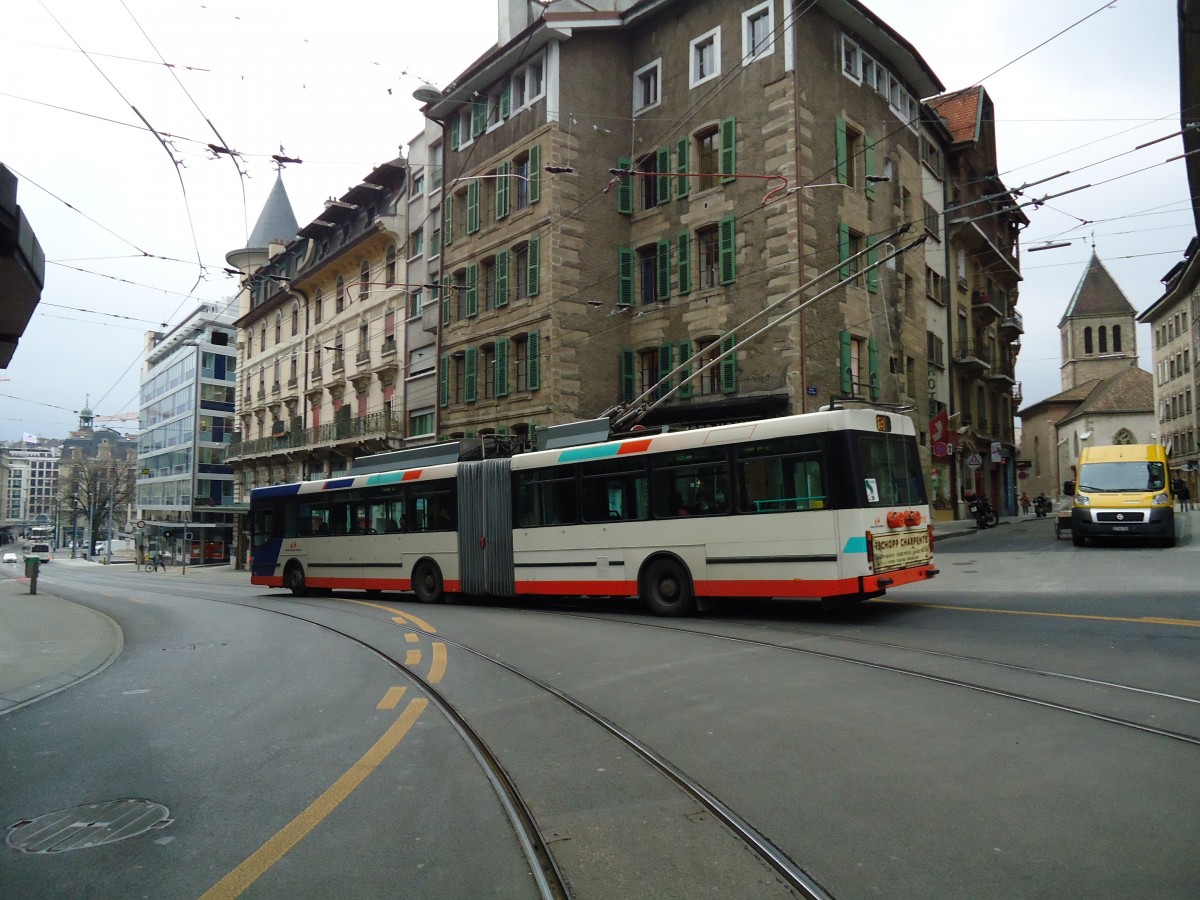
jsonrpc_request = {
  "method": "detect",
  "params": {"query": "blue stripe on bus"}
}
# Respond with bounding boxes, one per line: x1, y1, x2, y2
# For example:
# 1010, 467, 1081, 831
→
324, 477, 356, 491
252, 484, 302, 499
557, 444, 621, 463
842, 536, 868, 554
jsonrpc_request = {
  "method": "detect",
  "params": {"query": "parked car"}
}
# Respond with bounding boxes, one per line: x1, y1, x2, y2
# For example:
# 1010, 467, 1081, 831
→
2, 551, 18, 564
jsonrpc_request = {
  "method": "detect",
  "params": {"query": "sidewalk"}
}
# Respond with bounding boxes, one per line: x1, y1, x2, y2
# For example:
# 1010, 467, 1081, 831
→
0, 558, 247, 715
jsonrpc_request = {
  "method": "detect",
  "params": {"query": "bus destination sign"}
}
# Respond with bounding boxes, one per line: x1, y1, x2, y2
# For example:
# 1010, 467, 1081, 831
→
872, 529, 930, 573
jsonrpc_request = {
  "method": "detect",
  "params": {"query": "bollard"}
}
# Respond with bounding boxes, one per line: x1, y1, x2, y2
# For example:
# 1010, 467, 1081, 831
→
24, 556, 39, 595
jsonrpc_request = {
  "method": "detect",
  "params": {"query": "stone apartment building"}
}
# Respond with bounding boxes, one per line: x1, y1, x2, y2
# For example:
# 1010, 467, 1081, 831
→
423, 0, 969, 461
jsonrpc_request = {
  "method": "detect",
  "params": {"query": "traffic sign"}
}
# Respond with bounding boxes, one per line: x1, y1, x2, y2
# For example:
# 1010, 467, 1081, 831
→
136, 520, 146, 529
966, 452, 983, 470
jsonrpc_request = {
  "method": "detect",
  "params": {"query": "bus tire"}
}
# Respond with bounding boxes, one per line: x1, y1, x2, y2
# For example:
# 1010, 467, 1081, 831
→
284, 562, 308, 597
640, 557, 695, 617
412, 560, 445, 604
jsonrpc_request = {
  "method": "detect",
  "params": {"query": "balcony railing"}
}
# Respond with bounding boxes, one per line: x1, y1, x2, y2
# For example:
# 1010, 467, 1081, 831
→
226, 410, 403, 460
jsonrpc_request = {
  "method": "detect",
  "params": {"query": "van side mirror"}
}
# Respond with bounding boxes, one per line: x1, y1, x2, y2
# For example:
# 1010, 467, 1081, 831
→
1062, 480, 1075, 496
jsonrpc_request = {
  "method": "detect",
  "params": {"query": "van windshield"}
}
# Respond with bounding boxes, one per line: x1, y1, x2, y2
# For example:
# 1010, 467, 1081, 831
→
1078, 461, 1166, 493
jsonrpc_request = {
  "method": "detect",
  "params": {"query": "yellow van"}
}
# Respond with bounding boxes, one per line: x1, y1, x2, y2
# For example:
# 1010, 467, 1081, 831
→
1066, 444, 1175, 547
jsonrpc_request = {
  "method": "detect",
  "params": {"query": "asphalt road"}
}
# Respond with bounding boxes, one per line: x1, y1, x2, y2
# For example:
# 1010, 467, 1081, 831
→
2, 517, 1197, 899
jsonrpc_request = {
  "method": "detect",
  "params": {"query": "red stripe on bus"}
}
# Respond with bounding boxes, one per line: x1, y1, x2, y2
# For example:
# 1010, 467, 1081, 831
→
402, 470, 423, 481
617, 439, 653, 454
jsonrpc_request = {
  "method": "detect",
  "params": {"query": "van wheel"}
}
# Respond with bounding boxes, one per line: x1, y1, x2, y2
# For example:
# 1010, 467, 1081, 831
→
1072, 532, 1086, 547
641, 557, 695, 617
284, 563, 308, 596
412, 561, 445, 604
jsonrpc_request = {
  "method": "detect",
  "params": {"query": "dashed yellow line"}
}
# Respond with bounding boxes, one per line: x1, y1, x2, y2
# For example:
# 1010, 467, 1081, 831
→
405, 649, 421, 666
888, 600, 1200, 628
377, 687, 406, 710
429, 643, 448, 683
200, 698, 428, 899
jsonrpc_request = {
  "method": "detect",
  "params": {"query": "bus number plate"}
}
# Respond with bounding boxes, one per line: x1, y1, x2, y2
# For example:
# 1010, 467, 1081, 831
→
872, 530, 930, 573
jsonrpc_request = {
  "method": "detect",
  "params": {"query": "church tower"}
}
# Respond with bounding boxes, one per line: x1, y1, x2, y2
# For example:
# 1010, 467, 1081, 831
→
1057, 252, 1139, 389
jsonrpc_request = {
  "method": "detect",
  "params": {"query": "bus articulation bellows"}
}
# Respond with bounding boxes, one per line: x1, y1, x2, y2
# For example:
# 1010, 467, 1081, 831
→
249, 407, 937, 615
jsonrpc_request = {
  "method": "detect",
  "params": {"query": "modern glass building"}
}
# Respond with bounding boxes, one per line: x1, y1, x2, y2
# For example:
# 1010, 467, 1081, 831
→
137, 300, 239, 563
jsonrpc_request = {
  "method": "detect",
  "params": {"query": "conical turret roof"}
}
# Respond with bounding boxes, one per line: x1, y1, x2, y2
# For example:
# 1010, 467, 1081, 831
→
1058, 252, 1136, 326
246, 174, 299, 250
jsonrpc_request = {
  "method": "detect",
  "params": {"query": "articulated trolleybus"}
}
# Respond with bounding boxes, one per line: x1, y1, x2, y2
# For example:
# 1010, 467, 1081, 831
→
250, 407, 937, 615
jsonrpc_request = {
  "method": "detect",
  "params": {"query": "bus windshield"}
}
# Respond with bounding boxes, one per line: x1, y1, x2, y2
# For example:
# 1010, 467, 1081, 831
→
1078, 461, 1166, 493
856, 432, 927, 508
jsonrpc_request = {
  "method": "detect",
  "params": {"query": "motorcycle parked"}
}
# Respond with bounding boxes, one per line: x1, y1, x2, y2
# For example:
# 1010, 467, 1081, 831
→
965, 492, 1000, 529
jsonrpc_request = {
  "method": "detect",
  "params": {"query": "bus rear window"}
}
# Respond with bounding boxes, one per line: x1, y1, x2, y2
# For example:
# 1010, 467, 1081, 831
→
856, 433, 926, 507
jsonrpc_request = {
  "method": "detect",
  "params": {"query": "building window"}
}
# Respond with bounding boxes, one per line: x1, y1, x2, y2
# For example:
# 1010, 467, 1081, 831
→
690, 28, 721, 88
513, 336, 529, 392
743, 3, 774, 62
260, 322, 267, 350
1099, 325, 1108, 353
515, 243, 530, 299
836, 118, 863, 189
481, 344, 496, 399
411, 172, 424, 196
430, 226, 441, 259
430, 142, 443, 192
291, 301, 300, 336
409, 227, 424, 259
314, 289, 323, 324
336, 276, 346, 314
696, 125, 719, 191
359, 261, 370, 300
274, 312, 282, 343
409, 409, 434, 438
841, 35, 860, 81
482, 257, 497, 312
638, 244, 659, 305
697, 225, 720, 289
1084, 326, 1093, 354
514, 152, 531, 209
633, 58, 661, 114
1113, 324, 1122, 352
385, 245, 397, 284
409, 290, 423, 319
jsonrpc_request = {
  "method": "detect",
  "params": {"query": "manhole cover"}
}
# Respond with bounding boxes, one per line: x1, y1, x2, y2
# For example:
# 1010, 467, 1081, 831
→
7, 800, 172, 853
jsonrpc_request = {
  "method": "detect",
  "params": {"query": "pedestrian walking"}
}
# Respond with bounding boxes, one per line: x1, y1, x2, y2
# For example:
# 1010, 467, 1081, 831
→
1177, 479, 1192, 512
1020, 491, 1030, 515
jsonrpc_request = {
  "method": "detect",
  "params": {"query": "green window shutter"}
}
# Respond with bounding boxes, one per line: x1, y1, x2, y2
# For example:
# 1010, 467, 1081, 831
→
618, 247, 635, 306
496, 162, 510, 219
868, 338, 880, 400
838, 222, 851, 280
528, 145, 541, 203
720, 334, 737, 394
678, 342, 693, 398
656, 238, 671, 301
839, 331, 853, 392
500, 82, 511, 119
442, 277, 452, 326
527, 236, 540, 296
620, 350, 635, 402
676, 137, 690, 197
656, 146, 671, 205
496, 338, 510, 397
496, 249, 510, 307
864, 133, 876, 198
866, 244, 879, 293
465, 346, 478, 402
677, 232, 691, 295
465, 263, 479, 317
835, 117, 848, 185
616, 156, 633, 214
467, 180, 480, 234
471, 100, 485, 138
527, 330, 541, 391
657, 343, 673, 399
450, 114, 460, 151
444, 193, 454, 245
719, 117, 737, 182
439, 355, 450, 407
718, 215, 736, 284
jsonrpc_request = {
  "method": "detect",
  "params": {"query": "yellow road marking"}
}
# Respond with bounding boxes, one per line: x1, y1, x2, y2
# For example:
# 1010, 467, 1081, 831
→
200, 698, 427, 899
377, 687, 406, 710
404, 632, 419, 643
344, 598, 437, 634
888, 600, 1200, 628
405, 649, 421, 666
428, 643, 447, 684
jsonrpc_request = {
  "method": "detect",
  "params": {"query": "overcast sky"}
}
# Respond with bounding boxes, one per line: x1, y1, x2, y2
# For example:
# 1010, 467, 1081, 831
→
1, 0, 1191, 442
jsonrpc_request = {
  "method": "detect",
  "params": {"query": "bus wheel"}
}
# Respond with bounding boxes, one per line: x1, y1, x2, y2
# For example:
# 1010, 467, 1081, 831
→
641, 557, 695, 617
412, 561, 445, 604
284, 562, 308, 597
